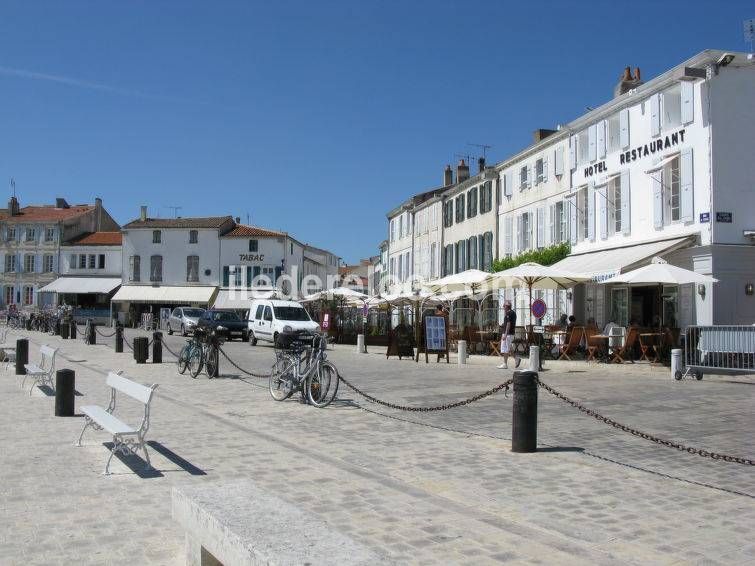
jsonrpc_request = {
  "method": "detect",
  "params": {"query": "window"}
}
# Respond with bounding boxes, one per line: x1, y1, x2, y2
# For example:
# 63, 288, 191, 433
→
150, 255, 163, 282
430, 242, 437, 278
88, 254, 96, 269
390, 219, 396, 242
4, 286, 14, 305
535, 158, 544, 184
519, 165, 529, 190
443, 201, 454, 228
129, 255, 141, 282
607, 114, 621, 153
25, 227, 36, 242
667, 157, 681, 222
23, 286, 33, 306
577, 129, 590, 164
443, 245, 454, 277
98, 254, 105, 269
577, 186, 590, 241
662, 84, 682, 131
79, 254, 87, 269
398, 215, 404, 239
467, 236, 478, 270
467, 187, 478, 218
43, 254, 54, 273
152, 230, 162, 244
455, 194, 465, 223
249, 239, 258, 252
24, 254, 35, 273
5, 255, 17, 273
455, 241, 466, 273
45, 227, 55, 242
189, 230, 198, 244
290, 242, 293, 254
6, 226, 16, 241
480, 181, 493, 214
397, 254, 403, 282
519, 213, 532, 251
609, 176, 622, 235
482, 232, 493, 272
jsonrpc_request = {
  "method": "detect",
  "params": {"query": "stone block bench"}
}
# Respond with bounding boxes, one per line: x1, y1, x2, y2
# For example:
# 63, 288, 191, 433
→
172, 480, 388, 566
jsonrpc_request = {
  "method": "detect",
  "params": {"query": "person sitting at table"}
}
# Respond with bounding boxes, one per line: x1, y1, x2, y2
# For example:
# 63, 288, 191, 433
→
603, 319, 622, 349
566, 315, 577, 331
558, 314, 568, 330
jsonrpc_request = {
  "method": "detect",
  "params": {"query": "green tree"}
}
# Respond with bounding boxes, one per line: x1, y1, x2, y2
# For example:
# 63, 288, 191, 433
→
491, 242, 571, 273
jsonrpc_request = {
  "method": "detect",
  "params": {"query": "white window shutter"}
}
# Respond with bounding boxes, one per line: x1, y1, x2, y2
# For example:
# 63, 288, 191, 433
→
549, 204, 555, 244
597, 120, 606, 159
505, 217, 513, 255
516, 215, 522, 253
0, 253, 4, 273
555, 147, 563, 176
537, 206, 545, 248
652, 170, 664, 228
650, 94, 660, 136
681, 81, 694, 125
527, 165, 533, 188
587, 182, 596, 242
36, 253, 43, 273
620, 171, 631, 235
598, 185, 608, 240
680, 147, 694, 222
569, 136, 577, 170
568, 198, 577, 245
619, 109, 630, 149
542, 155, 549, 182
52, 254, 59, 273
588, 124, 597, 162
504, 171, 512, 197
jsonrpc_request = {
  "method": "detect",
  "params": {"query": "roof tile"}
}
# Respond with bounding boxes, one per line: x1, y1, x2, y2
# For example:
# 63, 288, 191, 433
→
123, 216, 234, 229
223, 225, 286, 238
63, 231, 122, 246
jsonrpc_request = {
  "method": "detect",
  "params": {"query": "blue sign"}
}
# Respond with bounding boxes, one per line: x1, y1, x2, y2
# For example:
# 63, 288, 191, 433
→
699, 212, 710, 223
716, 212, 733, 223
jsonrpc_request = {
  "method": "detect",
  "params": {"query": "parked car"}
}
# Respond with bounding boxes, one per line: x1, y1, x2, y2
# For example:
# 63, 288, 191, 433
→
167, 307, 205, 336
247, 299, 319, 345
197, 310, 249, 341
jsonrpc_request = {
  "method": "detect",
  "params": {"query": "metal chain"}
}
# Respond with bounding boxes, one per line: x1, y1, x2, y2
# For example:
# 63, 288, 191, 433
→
124, 338, 134, 351
338, 375, 513, 412
537, 379, 754, 466
161, 339, 180, 359
217, 347, 270, 378
95, 327, 117, 338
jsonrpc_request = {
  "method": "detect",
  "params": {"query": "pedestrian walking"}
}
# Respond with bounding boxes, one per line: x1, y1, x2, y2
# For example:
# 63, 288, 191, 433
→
497, 300, 520, 369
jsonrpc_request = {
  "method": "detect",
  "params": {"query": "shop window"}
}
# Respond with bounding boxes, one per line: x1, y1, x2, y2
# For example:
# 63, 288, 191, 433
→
249, 239, 258, 252
129, 255, 141, 282
152, 230, 162, 244
189, 230, 198, 244
150, 255, 163, 282
662, 84, 682, 131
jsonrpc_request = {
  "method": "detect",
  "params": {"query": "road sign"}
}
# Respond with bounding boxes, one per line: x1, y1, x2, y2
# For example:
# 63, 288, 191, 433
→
531, 299, 547, 319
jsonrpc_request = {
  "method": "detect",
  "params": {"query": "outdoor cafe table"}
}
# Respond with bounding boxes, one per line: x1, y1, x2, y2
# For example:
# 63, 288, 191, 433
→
639, 333, 663, 363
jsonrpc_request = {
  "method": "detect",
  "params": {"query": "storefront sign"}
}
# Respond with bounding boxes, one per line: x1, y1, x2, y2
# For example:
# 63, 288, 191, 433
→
715, 212, 732, 223
619, 128, 685, 165
699, 212, 710, 223
238, 253, 265, 263
583, 160, 608, 178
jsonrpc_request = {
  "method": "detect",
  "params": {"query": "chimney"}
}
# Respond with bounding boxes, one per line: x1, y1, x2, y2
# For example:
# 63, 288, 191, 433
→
140, 205, 148, 222
7, 196, 19, 216
235, 216, 241, 223
478, 157, 486, 174
55, 198, 70, 209
95, 198, 102, 231
533, 129, 557, 143
614, 65, 644, 97
456, 159, 470, 183
443, 164, 454, 186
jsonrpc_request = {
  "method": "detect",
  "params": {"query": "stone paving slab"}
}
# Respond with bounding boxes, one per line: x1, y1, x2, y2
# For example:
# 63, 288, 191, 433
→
0, 327, 753, 565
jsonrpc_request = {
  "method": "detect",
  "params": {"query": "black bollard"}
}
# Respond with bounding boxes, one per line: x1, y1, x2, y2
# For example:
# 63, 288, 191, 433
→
70, 321, 77, 340
134, 336, 148, 363
511, 370, 538, 453
55, 369, 75, 417
152, 332, 162, 364
87, 320, 96, 345
115, 324, 123, 353
60, 322, 70, 340
15, 338, 28, 375
55, 320, 61, 336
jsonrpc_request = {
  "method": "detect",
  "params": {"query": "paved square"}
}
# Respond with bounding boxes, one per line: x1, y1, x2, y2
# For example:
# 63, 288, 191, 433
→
1, 328, 753, 565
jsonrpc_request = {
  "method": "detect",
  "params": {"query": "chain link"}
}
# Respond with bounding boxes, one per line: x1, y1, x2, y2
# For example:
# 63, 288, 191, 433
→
161, 339, 180, 359
95, 327, 117, 338
338, 375, 513, 412
217, 347, 269, 378
536, 378, 754, 466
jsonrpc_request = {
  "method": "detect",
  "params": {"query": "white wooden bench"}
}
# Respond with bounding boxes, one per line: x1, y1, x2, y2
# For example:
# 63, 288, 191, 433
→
23, 345, 58, 395
76, 372, 159, 475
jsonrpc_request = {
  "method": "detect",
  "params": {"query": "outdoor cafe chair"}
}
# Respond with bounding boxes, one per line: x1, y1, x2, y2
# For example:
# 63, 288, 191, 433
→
558, 326, 584, 361
610, 326, 639, 364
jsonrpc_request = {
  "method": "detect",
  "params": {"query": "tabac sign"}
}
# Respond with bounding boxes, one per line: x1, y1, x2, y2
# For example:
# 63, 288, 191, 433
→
238, 253, 265, 263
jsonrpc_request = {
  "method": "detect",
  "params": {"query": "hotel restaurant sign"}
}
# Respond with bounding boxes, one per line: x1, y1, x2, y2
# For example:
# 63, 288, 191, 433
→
581, 128, 686, 180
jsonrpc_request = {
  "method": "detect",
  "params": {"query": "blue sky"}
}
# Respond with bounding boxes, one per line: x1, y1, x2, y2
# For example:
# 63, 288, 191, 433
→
0, 1, 751, 262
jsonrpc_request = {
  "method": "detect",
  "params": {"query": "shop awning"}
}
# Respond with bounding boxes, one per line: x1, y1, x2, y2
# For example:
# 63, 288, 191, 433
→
38, 277, 122, 294
213, 288, 278, 310
551, 236, 694, 282
111, 285, 216, 304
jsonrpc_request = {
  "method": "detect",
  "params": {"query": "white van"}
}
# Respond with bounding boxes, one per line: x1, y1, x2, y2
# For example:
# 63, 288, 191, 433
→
247, 299, 320, 345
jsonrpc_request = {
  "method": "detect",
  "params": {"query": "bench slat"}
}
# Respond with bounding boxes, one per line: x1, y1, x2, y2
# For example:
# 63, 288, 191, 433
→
81, 406, 136, 435
24, 364, 44, 374
106, 372, 155, 404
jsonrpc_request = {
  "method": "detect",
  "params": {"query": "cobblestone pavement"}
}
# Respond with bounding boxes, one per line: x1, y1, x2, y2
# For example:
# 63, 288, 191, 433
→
1, 328, 754, 565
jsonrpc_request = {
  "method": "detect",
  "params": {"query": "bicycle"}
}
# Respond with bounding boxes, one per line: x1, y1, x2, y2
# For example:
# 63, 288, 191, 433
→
269, 332, 339, 408
181, 326, 224, 378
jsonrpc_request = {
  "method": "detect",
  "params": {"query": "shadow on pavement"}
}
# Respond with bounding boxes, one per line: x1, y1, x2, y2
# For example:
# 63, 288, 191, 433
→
537, 446, 585, 453
103, 442, 164, 478
146, 441, 207, 476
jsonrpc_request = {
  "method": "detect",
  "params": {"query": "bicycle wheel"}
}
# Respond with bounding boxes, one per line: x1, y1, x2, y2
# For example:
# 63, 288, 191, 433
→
307, 360, 339, 408
188, 346, 204, 378
269, 357, 295, 401
177, 343, 190, 374
206, 347, 219, 378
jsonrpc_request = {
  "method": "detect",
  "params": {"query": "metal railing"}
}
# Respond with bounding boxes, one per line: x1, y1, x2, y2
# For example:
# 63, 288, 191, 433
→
683, 325, 755, 377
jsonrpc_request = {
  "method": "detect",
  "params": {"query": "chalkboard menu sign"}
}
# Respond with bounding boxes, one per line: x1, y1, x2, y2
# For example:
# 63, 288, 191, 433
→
416, 314, 449, 363
386, 323, 415, 360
